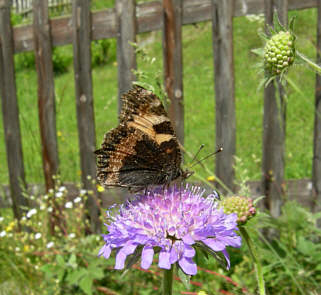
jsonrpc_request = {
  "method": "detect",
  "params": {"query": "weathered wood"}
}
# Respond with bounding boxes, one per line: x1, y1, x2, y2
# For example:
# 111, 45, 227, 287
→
313, 0, 321, 214
0, 0, 28, 221
162, 0, 184, 145
72, 0, 100, 233
6, 0, 318, 54
115, 0, 137, 113
262, 0, 287, 218
33, 0, 59, 191
212, 0, 236, 193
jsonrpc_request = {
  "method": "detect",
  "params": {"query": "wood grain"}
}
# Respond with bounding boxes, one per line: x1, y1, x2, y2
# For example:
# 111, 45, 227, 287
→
212, 0, 236, 193
33, 0, 59, 191
0, 0, 28, 221
72, 0, 100, 233
116, 0, 137, 113
163, 0, 184, 146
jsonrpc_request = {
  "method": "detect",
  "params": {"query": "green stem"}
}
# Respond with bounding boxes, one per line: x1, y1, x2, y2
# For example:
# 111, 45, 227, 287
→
240, 227, 266, 295
296, 51, 321, 75
162, 267, 173, 295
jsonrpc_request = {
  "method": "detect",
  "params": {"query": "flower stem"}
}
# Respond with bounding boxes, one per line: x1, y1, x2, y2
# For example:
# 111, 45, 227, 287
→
162, 267, 173, 295
240, 227, 266, 295
296, 51, 321, 75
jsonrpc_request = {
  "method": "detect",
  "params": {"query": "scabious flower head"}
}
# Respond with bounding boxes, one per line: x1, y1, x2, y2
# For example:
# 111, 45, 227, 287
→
220, 196, 256, 225
264, 30, 295, 76
99, 186, 241, 275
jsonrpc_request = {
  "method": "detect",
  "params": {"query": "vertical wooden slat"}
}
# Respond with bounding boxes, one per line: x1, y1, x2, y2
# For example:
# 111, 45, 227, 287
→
115, 0, 137, 113
162, 0, 184, 146
212, 0, 236, 193
72, 0, 100, 233
0, 0, 28, 221
33, 0, 59, 191
262, 0, 287, 218
313, 0, 321, 214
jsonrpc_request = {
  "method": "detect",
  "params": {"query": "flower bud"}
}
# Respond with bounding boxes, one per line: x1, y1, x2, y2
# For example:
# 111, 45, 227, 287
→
264, 31, 295, 76
220, 196, 256, 225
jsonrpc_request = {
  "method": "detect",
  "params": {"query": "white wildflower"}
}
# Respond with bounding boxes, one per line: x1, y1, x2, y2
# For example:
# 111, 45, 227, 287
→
80, 189, 87, 195
0, 231, 6, 237
46, 241, 54, 249
35, 233, 42, 240
73, 197, 81, 203
59, 186, 66, 192
68, 233, 76, 239
0, 217, 4, 222
26, 208, 37, 218
55, 191, 63, 198
48, 207, 53, 213
65, 202, 73, 209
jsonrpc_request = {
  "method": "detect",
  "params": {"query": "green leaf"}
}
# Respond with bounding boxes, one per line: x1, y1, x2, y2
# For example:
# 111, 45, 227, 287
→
67, 254, 77, 269
66, 268, 87, 285
56, 255, 65, 267
79, 275, 93, 295
177, 265, 191, 290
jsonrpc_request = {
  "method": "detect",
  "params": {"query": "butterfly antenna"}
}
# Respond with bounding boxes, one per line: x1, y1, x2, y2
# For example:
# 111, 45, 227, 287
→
190, 147, 223, 168
190, 144, 205, 165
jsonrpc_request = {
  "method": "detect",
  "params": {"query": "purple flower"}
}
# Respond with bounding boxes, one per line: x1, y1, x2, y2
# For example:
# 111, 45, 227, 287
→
98, 185, 241, 275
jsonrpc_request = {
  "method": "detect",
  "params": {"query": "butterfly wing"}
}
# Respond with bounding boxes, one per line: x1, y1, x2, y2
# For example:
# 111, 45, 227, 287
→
95, 86, 182, 188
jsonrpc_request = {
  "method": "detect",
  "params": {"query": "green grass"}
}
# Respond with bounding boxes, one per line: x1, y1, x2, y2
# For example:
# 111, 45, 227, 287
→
0, 8, 318, 185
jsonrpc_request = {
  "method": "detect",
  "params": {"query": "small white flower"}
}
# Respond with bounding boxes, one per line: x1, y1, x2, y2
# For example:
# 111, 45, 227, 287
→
80, 189, 87, 195
30, 195, 35, 200
43, 194, 49, 200
8, 233, 13, 238
65, 202, 73, 209
35, 233, 42, 240
21, 216, 26, 221
38, 222, 42, 226
26, 208, 37, 218
0, 231, 6, 237
46, 241, 54, 249
68, 233, 76, 239
15, 247, 20, 251
59, 186, 66, 192
55, 191, 63, 198
40, 204, 46, 210
48, 207, 53, 213
48, 189, 54, 194
0, 217, 4, 222
74, 197, 81, 203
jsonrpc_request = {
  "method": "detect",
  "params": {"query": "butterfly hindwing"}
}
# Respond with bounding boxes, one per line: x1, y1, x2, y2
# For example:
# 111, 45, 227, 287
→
95, 86, 183, 189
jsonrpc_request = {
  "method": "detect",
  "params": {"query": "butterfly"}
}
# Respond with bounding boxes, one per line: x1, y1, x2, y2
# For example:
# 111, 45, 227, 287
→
95, 85, 192, 190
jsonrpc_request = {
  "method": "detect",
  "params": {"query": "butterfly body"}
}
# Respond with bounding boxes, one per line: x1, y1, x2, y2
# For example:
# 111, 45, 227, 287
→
95, 86, 189, 190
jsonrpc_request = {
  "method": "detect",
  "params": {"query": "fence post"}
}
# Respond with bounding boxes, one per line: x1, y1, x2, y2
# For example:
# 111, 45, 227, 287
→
0, 0, 28, 222
262, 0, 287, 218
162, 0, 184, 146
72, 0, 101, 234
33, 0, 59, 191
313, 0, 321, 216
211, 0, 236, 193
115, 0, 137, 113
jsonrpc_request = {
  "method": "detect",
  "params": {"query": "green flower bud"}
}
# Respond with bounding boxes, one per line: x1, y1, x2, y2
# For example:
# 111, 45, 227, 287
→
220, 196, 256, 225
264, 30, 295, 76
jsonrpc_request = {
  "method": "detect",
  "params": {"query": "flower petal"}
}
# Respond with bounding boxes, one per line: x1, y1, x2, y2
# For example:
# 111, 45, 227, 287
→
115, 244, 137, 269
141, 245, 154, 269
203, 238, 226, 251
182, 233, 195, 245
183, 245, 195, 258
179, 257, 197, 275
222, 249, 230, 269
158, 250, 171, 269
98, 244, 111, 259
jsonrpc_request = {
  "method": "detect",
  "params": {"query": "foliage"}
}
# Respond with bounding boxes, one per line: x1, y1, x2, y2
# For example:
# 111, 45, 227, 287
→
91, 39, 116, 68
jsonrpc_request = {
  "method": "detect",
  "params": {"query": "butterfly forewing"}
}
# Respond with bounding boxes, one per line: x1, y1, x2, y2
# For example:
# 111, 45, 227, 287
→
95, 86, 183, 189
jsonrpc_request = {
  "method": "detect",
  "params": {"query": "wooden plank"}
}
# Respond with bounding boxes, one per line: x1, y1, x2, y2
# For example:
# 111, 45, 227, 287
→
313, 0, 321, 214
115, 0, 137, 112
0, 0, 28, 221
162, 0, 184, 145
72, 0, 100, 234
7, 0, 318, 54
212, 0, 236, 193
262, 0, 287, 218
33, 0, 59, 191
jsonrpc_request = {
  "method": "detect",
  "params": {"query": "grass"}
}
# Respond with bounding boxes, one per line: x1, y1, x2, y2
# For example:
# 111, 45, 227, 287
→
0, 8, 318, 185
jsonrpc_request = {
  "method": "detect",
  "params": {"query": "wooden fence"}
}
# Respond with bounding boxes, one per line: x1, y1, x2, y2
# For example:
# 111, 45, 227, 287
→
0, 0, 321, 233
12, 0, 71, 16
